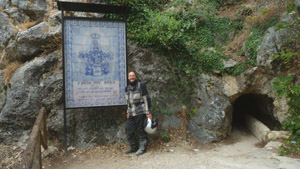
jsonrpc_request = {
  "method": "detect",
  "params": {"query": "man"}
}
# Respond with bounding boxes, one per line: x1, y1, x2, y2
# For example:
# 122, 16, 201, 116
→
125, 70, 152, 155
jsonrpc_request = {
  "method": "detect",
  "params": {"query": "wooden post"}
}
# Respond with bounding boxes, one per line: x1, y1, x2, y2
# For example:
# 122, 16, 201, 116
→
19, 107, 47, 169
182, 106, 187, 141
32, 133, 41, 169
40, 108, 47, 150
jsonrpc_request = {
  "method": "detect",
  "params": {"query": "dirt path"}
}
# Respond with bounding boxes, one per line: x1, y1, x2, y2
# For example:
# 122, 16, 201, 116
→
46, 129, 300, 169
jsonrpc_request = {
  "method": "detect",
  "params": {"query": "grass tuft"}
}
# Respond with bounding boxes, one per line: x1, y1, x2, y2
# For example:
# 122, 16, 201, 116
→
3, 61, 23, 84
18, 20, 37, 31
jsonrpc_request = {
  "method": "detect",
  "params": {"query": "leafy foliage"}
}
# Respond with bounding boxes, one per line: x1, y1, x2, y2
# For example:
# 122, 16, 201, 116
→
240, 28, 264, 66
197, 49, 225, 73
0, 83, 11, 93
161, 130, 171, 143
272, 75, 300, 157
224, 63, 248, 76
272, 5, 300, 157
108, 0, 288, 114
241, 14, 279, 66
109, 0, 242, 74
107, 0, 246, 112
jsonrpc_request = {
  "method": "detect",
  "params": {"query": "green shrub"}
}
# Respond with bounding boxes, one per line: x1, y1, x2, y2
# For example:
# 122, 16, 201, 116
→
271, 4, 300, 157
272, 75, 300, 157
110, 0, 243, 75
224, 63, 248, 76
161, 130, 171, 142
241, 28, 264, 66
106, 0, 251, 115
197, 49, 225, 73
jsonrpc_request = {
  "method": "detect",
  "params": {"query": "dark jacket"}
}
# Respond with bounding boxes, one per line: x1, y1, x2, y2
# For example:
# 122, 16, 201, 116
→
125, 80, 151, 116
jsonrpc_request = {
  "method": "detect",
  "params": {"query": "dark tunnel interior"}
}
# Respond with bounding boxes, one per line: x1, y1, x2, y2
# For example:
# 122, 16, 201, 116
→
232, 94, 281, 130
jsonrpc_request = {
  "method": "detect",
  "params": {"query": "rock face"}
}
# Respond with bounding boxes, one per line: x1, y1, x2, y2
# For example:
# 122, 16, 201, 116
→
0, 0, 295, 147
0, 50, 127, 147
5, 21, 60, 61
0, 0, 8, 8
257, 13, 297, 66
127, 44, 170, 98
0, 52, 59, 143
0, 12, 17, 56
0, 71, 6, 112
189, 94, 232, 143
11, 0, 48, 21
188, 65, 289, 142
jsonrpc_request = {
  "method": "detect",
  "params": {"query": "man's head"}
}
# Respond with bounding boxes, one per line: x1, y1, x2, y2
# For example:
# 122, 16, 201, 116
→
128, 70, 137, 83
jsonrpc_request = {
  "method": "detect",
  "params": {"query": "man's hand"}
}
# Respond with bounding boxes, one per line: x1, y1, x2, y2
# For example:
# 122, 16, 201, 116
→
127, 113, 129, 119
146, 114, 152, 119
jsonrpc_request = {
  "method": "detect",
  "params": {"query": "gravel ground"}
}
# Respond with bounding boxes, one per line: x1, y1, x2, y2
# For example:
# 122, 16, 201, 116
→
45, 128, 300, 169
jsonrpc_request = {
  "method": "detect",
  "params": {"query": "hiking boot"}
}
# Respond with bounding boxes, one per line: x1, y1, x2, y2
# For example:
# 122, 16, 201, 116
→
125, 147, 137, 154
136, 140, 147, 155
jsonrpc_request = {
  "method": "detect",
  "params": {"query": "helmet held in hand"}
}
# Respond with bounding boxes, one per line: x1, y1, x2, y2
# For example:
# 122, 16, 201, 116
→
144, 118, 158, 134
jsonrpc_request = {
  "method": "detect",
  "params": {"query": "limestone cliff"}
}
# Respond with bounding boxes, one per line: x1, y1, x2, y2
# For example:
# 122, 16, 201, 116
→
0, 0, 299, 149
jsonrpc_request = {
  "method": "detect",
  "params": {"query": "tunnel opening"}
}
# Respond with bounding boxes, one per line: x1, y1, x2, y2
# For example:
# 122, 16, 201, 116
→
232, 94, 281, 131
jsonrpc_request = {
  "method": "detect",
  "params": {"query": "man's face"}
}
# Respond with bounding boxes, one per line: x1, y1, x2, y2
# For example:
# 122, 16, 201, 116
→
128, 71, 136, 83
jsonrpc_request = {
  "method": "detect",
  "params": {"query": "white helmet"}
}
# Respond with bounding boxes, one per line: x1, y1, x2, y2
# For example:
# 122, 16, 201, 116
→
144, 118, 158, 134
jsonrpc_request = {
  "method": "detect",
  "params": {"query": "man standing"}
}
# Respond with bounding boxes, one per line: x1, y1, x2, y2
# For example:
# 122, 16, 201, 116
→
125, 70, 152, 155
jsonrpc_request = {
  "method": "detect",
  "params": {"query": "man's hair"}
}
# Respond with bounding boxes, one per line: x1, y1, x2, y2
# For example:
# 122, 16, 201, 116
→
128, 69, 137, 76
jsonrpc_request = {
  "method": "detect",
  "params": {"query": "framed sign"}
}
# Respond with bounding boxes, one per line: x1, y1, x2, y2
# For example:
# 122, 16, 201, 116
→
64, 17, 127, 108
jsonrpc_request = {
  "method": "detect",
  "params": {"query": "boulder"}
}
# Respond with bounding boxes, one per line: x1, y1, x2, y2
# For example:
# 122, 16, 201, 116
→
42, 146, 59, 159
0, 12, 16, 55
264, 141, 282, 150
0, 52, 59, 143
16, 22, 50, 57
11, 0, 48, 21
6, 22, 60, 61
5, 7, 27, 24
189, 94, 232, 143
222, 75, 240, 97
188, 73, 233, 143
0, 0, 8, 9
257, 13, 296, 66
127, 44, 170, 95
223, 59, 237, 69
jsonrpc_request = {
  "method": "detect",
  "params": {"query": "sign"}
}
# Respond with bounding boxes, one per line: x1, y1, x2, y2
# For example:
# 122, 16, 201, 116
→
64, 17, 127, 108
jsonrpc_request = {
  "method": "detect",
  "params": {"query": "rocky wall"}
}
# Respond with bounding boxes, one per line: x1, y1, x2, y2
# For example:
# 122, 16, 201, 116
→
0, 0, 296, 149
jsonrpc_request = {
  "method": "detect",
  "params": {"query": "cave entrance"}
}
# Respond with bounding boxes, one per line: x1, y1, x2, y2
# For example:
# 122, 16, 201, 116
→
232, 94, 281, 131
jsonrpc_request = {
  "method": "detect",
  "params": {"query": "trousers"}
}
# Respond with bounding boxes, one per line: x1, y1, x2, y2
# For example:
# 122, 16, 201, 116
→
125, 114, 147, 149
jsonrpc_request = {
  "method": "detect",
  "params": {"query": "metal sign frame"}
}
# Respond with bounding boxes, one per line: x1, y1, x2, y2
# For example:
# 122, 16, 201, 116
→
57, 1, 129, 155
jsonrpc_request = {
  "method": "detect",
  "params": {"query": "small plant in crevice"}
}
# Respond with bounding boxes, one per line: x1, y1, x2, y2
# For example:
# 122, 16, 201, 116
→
240, 28, 264, 66
161, 130, 170, 143
223, 63, 248, 76
272, 49, 300, 74
187, 108, 198, 119
0, 83, 11, 94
